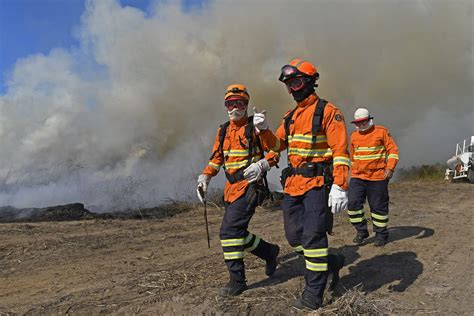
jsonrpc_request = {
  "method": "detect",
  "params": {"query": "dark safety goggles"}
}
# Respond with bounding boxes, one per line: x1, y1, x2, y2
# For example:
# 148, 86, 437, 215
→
279, 65, 306, 82
225, 99, 248, 110
284, 77, 306, 93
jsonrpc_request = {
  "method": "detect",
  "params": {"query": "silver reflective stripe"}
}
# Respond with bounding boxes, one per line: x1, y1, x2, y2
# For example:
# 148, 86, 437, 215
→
293, 245, 304, 253
208, 162, 221, 171
353, 153, 385, 160
372, 220, 388, 227
305, 260, 328, 271
355, 146, 385, 152
333, 156, 350, 166
221, 237, 246, 247
288, 147, 333, 158
288, 134, 327, 144
371, 212, 388, 220
223, 251, 244, 260
246, 236, 261, 252
304, 248, 328, 258
347, 209, 364, 216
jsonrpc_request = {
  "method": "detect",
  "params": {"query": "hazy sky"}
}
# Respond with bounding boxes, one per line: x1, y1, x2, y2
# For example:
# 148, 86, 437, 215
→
0, 0, 472, 210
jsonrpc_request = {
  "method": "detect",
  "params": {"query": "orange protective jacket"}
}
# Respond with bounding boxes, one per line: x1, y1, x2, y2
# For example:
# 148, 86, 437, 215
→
350, 125, 399, 181
202, 116, 279, 203
260, 94, 350, 195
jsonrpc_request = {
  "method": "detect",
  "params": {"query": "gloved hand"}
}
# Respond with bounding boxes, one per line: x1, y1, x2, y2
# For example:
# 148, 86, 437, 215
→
384, 169, 394, 180
253, 107, 268, 132
328, 184, 348, 214
243, 159, 270, 183
196, 174, 210, 203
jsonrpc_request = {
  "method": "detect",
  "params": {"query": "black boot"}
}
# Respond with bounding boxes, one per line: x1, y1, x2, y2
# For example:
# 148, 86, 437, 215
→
219, 279, 248, 297
353, 230, 369, 244
265, 244, 280, 277
328, 254, 345, 290
293, 290, 322, 310
374, 234, 388, 247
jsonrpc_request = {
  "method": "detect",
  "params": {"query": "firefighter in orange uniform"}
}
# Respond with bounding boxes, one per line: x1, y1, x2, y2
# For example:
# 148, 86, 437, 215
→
347, 108, 399, 247
254, 59, 347, 310
196, 84, 280, 297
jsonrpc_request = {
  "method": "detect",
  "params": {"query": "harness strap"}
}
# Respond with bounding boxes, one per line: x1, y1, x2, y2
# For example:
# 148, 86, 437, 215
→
283, 98, 328, 166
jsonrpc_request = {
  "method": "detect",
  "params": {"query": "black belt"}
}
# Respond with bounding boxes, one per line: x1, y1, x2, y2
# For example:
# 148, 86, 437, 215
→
225, 170, 245, 184
289, 162, 329, 178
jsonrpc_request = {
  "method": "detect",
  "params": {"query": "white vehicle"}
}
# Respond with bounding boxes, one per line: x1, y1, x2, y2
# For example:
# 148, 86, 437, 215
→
445, 136, 474, 183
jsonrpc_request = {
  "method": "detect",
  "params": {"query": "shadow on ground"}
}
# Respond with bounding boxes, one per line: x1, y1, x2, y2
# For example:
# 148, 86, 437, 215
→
248, 225, 433, 292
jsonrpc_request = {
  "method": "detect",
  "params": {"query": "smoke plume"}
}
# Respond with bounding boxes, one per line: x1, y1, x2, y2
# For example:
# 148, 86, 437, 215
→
0, 0, 472, 210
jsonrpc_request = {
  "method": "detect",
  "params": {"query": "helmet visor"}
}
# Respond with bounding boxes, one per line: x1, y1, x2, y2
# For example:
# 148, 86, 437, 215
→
225, 99, 248, 110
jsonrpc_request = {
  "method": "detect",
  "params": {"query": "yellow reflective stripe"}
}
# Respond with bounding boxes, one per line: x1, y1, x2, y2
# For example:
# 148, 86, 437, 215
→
371, 212, 388, 220
347, 209, 364, 216
372, 220, 388, 228
224, 160, 249, 169
349, 217, 364, 223
271, 138, 281, 152
221, 238, 246, 247
303, 248, 328, 258
223, 251, 244, 260
355, 146, 385, 152
208, 161, 221, 170
293, 245, 304, 253
288, 147, 333, 158
305, 260, 328, 271
223, 148, 261, 157
288, 134, 327, 144
353, 153, 385, 160
388, 154, 399, 160
333, 156, 350, 166
246, 236, 261, 252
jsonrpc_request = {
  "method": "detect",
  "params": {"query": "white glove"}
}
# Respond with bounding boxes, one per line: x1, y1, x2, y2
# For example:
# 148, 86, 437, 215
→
196, 174, 210, 203
328, 184, 348, 214
253, 107, 268, 131
243, 159, 270, 183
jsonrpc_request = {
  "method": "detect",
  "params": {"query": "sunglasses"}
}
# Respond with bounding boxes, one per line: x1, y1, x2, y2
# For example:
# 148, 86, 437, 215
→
225, 99, 248, 110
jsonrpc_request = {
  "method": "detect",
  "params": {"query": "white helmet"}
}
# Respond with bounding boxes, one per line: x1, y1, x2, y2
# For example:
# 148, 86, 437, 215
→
351, 108, 373, 123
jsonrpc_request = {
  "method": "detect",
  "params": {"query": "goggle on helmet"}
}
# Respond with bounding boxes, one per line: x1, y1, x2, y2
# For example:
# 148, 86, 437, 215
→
278, 59, 319, 82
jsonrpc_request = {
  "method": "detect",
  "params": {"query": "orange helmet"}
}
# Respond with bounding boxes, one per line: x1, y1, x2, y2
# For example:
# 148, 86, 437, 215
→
224, 84, 250, 101
279, 58, 319, 82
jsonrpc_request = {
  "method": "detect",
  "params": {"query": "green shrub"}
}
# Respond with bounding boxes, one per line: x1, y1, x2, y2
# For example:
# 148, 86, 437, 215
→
396, 164, 445, 182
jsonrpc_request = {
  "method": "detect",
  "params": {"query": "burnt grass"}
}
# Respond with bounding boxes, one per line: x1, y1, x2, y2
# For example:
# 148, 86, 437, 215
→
0, 201, 195, 223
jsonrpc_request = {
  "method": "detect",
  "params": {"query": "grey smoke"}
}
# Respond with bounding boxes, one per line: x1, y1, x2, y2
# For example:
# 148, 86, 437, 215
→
0, 0, 472, 210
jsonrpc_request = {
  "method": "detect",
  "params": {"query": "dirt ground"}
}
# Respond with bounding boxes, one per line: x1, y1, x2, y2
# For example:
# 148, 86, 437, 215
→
0, 180, 473, 315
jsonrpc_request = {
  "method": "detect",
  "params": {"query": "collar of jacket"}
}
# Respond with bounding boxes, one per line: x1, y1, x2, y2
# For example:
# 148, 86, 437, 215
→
229, 115, 248, 128
296, 93, 318, 108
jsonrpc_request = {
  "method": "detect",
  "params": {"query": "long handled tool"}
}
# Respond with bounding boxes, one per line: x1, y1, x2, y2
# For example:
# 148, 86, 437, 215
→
199, 187, 211, 248
203, 198, 210, 248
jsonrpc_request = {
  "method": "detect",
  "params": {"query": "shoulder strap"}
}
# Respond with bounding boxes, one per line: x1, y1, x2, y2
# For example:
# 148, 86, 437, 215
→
209, 121, 230, 161
284, 107, 298, 147
284, 107, 298, 167
245, 116, 254, 159
312, 98, 328, 136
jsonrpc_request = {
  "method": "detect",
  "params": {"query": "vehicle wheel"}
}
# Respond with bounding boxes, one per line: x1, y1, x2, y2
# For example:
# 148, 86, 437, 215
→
468, 169, 474, 184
